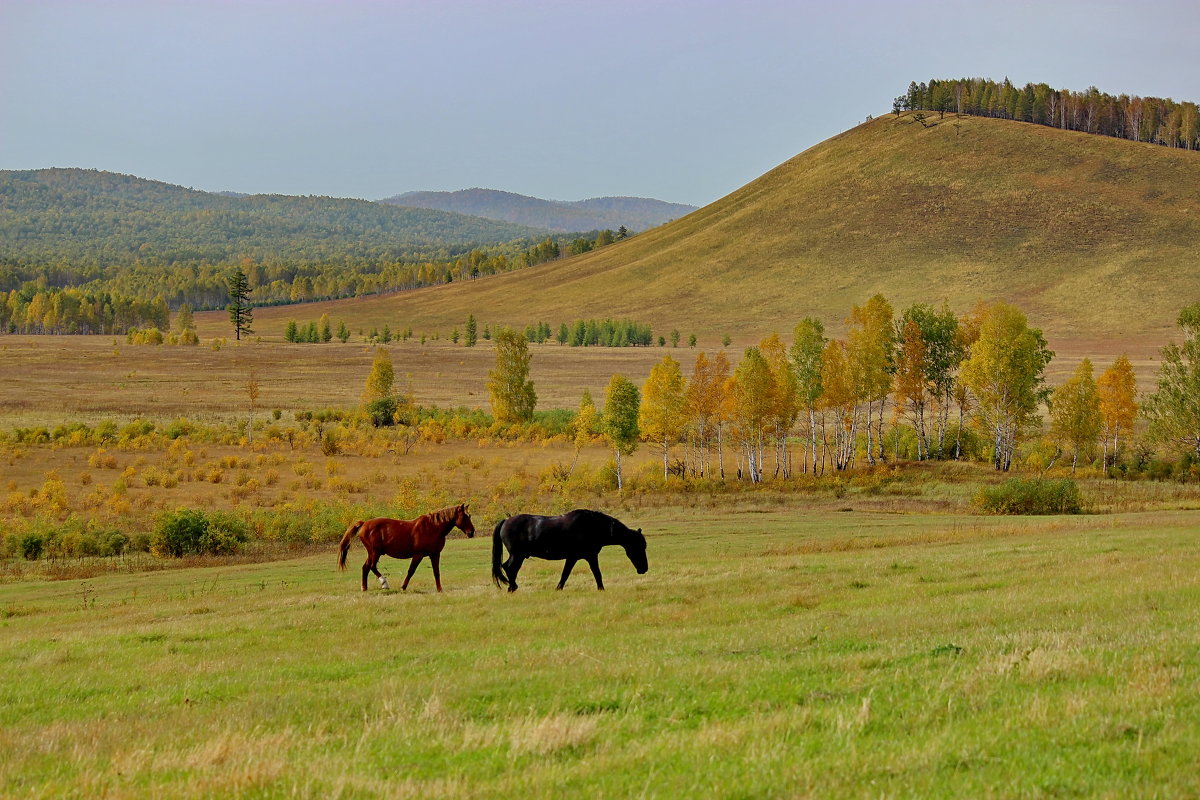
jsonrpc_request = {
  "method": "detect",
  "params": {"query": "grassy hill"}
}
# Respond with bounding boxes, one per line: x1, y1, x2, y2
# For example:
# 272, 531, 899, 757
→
259, 114, 1200, 343
381, 187, 697, 233
0, 169, 548, 266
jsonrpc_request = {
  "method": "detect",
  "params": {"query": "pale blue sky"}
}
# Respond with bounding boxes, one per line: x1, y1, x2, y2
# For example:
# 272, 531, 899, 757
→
2, 0, 1197, 205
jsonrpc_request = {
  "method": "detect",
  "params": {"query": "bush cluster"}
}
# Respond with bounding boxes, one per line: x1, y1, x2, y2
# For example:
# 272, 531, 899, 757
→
2, 519, 138, 561
975, 478, 1081, 515
150, 509, 249, 557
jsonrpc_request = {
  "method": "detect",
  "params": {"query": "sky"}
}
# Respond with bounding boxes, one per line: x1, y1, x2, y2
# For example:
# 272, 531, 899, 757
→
2, 0, 1198, 206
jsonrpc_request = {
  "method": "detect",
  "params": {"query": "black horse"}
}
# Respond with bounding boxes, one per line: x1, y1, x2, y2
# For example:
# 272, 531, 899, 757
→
491, 509, 647, 592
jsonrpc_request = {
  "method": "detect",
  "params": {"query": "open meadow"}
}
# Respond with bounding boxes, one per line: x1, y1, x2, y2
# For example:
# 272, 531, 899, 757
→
0, 332, 1170, 430
4, 329, 1200, 798
3, 508, 1200, 798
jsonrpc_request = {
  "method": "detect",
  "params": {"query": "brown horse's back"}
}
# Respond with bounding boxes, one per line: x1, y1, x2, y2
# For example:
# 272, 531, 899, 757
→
359, 516, 451, 560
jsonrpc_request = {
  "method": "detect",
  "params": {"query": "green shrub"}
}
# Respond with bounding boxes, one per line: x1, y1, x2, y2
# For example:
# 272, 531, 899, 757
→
975, 477, 1081, 515
92, 528, 130, 557
151, 509, 248, 558
201, 511, 249, 555
19, 532, 45, 560
366, 396, 397, 427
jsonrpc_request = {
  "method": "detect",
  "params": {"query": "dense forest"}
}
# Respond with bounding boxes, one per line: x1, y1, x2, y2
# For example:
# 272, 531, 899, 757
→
0, 169, 632, 326
0, 169, 550, 266
0, 226, 627, 335
900, 78, 1199, 150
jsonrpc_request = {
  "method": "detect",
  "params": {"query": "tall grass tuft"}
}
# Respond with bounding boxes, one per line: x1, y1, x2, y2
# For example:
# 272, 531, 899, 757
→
975, 477, 1082, 515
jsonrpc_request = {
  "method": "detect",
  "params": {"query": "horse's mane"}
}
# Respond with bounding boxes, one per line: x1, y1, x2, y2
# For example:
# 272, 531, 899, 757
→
426, 505, 461, 524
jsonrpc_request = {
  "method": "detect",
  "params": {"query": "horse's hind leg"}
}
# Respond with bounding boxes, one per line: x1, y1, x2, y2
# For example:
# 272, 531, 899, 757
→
401, 555, 424, 591
504, 556, 524, 593
556, 559, 577, 590
586, 556, 604, 591
369, 553, 390, 590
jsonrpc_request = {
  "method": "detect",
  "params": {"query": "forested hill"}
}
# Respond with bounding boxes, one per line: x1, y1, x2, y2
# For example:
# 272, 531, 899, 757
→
380, 188, 697, 233
0, 169, 550, 267
299, 112, 1200, 340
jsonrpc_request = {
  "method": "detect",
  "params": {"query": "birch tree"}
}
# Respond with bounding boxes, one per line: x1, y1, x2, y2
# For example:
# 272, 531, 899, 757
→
893, 320, 929, 459
571, 390, 598, 473
900, 303, 962, 457
362, 347, 395, 403
731, 347, 774, 482
958, 303, 1053, 471
487, 327, 537, 424
760, 333, 800, 476
684, 352, 721, 477
1050, 358, 1102, 472
848, 295, 895, 463
1096, 354, 1137, 468
820, 340, 860, 470
602, 375, 640, 491
790, 318, 826, 474
1144, 305, 1200, 459
711, 351, 734, 479
639, 355, 687, 479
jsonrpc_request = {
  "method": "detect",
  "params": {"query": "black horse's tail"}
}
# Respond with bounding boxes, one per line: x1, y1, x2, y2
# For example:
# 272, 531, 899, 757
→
491, 519, 509, 588
337, 520, 365, 571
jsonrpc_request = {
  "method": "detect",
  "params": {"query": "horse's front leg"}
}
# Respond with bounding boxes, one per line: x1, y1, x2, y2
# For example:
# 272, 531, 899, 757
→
401, 555, 424, 591
430, 552, 443, 593
586, 556, 604, 590
556, 559, 577, 590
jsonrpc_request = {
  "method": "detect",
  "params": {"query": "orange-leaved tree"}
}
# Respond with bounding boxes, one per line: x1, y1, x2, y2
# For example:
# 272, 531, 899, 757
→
639, 355, 687, 480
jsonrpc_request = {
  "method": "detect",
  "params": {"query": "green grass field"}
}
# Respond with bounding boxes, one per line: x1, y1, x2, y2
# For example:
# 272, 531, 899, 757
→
4, 506, 1199, 798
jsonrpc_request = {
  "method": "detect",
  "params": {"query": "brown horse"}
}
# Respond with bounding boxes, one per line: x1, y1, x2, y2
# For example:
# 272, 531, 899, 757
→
337, 504, 476, 592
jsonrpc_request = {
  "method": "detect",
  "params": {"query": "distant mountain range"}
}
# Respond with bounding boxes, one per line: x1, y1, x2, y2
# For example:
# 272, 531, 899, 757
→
0, 169, 548, 267
380, 188, 698, 233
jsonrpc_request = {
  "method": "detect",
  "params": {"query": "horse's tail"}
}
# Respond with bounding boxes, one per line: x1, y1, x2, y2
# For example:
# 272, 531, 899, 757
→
491, 518, 509, 588
337, 520, 365, 571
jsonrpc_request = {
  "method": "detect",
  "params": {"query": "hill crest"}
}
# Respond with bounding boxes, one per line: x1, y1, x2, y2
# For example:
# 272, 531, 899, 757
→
277, 113, 1200, 341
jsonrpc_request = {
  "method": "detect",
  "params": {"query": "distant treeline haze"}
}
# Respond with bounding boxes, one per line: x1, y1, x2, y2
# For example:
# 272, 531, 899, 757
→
901, 78, 1199, 150
0, 230, 625, 334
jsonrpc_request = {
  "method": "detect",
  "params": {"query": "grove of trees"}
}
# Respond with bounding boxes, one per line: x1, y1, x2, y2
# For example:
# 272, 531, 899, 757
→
900, 78, 1199, 151
564, 296, 1182, 483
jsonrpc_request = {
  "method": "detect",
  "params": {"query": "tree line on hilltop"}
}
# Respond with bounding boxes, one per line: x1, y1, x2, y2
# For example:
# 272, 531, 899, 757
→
898, 77, 1199, 150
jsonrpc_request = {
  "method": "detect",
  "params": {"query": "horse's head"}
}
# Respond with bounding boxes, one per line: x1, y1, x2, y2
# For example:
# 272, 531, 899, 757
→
621, 526, 648, 574
454, 504, 476, 538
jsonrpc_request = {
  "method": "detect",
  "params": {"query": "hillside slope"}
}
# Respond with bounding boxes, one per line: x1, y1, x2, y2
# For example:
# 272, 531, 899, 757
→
0, 169, 548, 265
381, 188, 697, 233
233, 114, 1200, 340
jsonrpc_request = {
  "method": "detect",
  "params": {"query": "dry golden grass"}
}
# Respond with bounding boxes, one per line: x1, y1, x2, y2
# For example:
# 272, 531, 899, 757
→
0, 336, 686, 427
0, 330, 1170, 434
